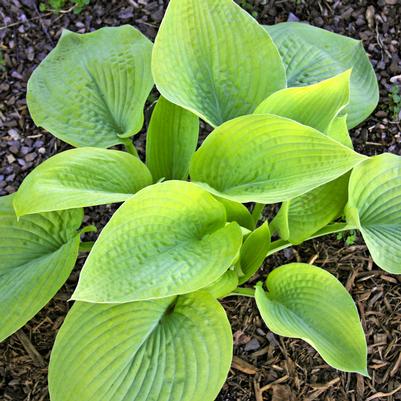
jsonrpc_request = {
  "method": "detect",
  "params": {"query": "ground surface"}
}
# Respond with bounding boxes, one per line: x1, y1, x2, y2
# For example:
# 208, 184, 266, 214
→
1, 0, 401, 400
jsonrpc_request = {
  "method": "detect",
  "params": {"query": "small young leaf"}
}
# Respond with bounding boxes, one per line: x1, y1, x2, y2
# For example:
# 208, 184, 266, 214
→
255, 70, 351, 134
346, 153, 401, 273
13, 148, 153, 216
255, 263, 367, 375
238, 222, 270, 284
327, 115, 353, 148
72, 181, 243, 303
265, 22, 379, 129
27, 26, 153, 148
0, 195, 82, 342
152, 0, 286, 127
205, 269, 239, 298
215, 196, 255, 231
146, 96, 199, 181
49, 292, 233, 401
190, 114, 365, 203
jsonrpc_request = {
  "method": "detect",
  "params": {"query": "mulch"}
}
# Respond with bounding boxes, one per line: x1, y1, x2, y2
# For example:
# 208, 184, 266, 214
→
1, 0, 401, 400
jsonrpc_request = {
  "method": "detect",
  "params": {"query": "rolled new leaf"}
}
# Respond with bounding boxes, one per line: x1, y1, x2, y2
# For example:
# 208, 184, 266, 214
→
346, 153, 401, 274
13, 148, 153, 216
72, 181, 243, 303
0, 195, 82, 342
146, 96, 199, 181
255, 263, 367, 375
190, 114, 365, 203
49, 292, 232, 401
265, 22, 379, 129
152, 0, 286, 127
27, 26, 153, 148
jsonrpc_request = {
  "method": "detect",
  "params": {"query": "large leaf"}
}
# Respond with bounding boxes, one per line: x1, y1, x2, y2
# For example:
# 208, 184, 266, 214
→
255, 70, 351, 134
27, 26, 153, 148
189, 114, 365, 203
346, 153, 401, 274
238, 222, 270, 284
146, 96, 199, 181
152, 0, 286, 127
265, 22, 379, 128
0, 195, 82, 341
49, 292, 232, 401
72, 181, 243, 303
14, 148, 153, 216
255, 263, 367, 375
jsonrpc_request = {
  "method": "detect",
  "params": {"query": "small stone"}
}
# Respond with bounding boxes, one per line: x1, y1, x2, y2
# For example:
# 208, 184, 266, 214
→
25, 152, 37, 162
38, 147, 46, 154
244, 338, 260, 352
6, 154, 16, 164
375, 110, 388, 118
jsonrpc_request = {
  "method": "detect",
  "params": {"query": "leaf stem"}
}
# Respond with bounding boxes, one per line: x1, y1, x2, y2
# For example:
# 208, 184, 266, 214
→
267, 222, 350, 256
122, 138, 139, 158
79, 241, 95, 253
251, 203, 265, 224
228, 287, 255, 298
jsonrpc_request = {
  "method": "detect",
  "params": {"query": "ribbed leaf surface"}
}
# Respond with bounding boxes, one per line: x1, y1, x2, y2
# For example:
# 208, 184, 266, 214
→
265, 22, 379, 128
152, 0, 286, 127
14, 148, 153, 216
0, 195, 82, 341
190, 114, 365, 203
73, 181, 243, 303
49, 292, 232, 401
347, 153, 401, 273
27, 26, 153, 148
146, 96, 199, 181
255, 263, 367, 374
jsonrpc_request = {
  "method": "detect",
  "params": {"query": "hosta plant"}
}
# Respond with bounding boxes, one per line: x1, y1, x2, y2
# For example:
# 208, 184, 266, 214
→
2, 0, 400, 400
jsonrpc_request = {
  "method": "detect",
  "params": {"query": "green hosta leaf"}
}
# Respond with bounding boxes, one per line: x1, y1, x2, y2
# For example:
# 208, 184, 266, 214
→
327, 115, 353, 148
205, 269, 238, 298
265, 22, 379, 129
14, 148, 153, 216
49, 292, 232, 401
73, 181, 243, 303
255, 263, 367, 375
152, 0, 286, 127
146, 96, 199, 181
255, 70, 351, 133
346, 153, 401, 274
190, 114, 365, 203
27, 26, 153, 148
238, 222, 270, 284
215, 196, 255, 231
0, 195, 82, 341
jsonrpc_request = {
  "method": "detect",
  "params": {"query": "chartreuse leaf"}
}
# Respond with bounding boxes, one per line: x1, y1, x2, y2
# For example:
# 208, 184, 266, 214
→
346, 153, 401, 274
0, 194, 82, 342
190, 114, 365, 203
215, 196, 255, 231
205, 269, 238, 298
255, 70, 351, 134
265, 22, 379, 129
327, 115, 353, 148
13, 148, 153, 216
49, 292, 232, 401
27, 26, 153, 148
255, 263, 367, 375
72, 181, 243, 303
238, 222, 270, 284
152, 0, 286, 127
146, 96, 199, 181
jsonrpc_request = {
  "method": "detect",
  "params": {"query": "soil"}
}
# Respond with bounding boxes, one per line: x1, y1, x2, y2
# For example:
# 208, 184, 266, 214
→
1, 0, 401, 400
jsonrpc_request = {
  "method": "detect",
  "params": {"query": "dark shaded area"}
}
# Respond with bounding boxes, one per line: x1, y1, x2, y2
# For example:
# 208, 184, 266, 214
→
0, 0, 400, 400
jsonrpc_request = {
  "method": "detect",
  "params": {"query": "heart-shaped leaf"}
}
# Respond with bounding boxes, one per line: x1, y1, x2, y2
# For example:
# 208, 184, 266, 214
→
152, 0, 286, 127
146, 96, 199, 181
27, 26, 153, 148
255, 263, 367, 375
265, 22, 379, 129
14, 148, 153, 216
190, 114, 365, 203
49, 292, 232, 401
72, 181, 243, 303
346, 153, 401, 273
255, 70, 351, 134
0, 195, 82, 341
